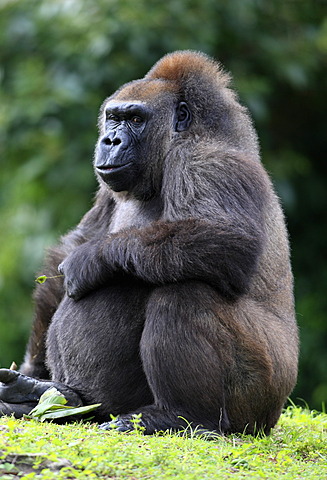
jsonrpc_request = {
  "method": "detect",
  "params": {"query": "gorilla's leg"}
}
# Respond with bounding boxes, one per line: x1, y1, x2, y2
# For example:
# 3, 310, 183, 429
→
0, 281, 154, 421
102, 282, 231, 434
46, 282, 154, 422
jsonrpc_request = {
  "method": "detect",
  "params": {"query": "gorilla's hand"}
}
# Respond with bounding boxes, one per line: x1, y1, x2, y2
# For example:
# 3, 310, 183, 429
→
58, 241, 112, 300
0, 369, 44, 403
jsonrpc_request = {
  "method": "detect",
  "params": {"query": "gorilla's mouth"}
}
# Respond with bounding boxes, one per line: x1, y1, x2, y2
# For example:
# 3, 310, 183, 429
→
96, 162, 132, 175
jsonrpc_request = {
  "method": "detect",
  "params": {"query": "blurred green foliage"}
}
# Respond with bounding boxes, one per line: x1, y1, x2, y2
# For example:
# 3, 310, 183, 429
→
0, 0, 326, 409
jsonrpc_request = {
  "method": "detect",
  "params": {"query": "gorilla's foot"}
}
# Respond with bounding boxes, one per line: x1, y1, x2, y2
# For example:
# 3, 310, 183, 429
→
99, 405, 226, 435
0, 400, 36, 418
0, 368, 83, 418
0, 369, 44, 403
99, 416, 142, 433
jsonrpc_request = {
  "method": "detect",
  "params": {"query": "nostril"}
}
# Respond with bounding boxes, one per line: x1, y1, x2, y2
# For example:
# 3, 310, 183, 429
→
103, 137, 112, 146
102, 136, 121, 147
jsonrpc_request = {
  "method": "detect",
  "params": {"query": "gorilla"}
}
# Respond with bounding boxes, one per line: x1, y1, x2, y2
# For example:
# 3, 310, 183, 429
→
0, 51, 298, 435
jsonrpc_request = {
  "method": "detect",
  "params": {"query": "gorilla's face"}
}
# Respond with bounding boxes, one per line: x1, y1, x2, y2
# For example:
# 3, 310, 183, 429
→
94, 96, 192, 196
94, 101, 150, 193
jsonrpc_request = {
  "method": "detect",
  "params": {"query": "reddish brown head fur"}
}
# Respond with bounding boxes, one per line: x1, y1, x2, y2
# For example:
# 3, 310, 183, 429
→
145, 50, 231, 88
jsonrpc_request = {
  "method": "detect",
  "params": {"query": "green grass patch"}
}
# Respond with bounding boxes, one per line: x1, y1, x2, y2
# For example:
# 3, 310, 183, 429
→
0, 406, 326, 479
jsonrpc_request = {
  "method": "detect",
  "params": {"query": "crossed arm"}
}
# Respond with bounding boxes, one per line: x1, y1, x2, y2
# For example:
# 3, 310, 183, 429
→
59, 213, 265, 302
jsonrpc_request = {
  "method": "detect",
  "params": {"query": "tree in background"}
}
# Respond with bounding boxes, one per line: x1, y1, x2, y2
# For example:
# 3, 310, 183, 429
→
0, 0, 326, 410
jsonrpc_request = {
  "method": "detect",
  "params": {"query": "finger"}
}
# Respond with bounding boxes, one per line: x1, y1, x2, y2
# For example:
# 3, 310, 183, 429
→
66, 280, 75, 299
0, 369, 19, 384
99, 418, 135, 432
67, 288, 81, 301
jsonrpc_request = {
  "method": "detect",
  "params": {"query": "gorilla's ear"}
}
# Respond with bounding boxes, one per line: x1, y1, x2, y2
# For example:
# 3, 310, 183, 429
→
175, 101, 192, 132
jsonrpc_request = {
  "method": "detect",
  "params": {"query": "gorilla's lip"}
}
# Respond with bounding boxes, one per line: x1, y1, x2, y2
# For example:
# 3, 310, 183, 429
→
96, 162, 132, 174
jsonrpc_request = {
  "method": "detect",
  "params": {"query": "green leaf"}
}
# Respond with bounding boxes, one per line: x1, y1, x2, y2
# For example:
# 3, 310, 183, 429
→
28, 387, 101, 422
38, 404, 102, 422
29, 388, 67, 417
39, 387, 68, 404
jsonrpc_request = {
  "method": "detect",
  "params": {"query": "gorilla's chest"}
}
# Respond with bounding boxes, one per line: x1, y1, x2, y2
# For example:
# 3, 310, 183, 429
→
109, 197, 162, 233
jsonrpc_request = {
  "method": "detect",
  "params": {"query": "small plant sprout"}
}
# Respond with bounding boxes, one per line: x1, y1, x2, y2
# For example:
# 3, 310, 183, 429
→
35, 274, 64, 284
130, 413, 145, 434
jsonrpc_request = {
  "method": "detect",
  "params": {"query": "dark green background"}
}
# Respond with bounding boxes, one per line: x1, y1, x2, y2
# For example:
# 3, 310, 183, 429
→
0, 0, 326, 410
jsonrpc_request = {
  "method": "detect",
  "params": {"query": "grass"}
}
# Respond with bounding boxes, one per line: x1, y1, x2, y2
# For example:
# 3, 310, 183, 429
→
0, 406, 326, 479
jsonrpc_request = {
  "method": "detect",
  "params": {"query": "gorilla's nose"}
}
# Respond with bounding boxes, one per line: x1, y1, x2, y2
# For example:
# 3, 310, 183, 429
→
101, 134, 122, 147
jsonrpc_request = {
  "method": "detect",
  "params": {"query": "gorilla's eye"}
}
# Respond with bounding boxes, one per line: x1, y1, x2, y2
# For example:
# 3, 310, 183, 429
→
131, 116, 143, 124
106, 113, 119, 122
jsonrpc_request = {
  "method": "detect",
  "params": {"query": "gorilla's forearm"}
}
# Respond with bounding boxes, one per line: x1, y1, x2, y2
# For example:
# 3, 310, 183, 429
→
104, 217, 265, 300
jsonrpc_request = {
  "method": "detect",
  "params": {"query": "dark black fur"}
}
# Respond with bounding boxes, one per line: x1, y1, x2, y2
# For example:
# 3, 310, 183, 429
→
0, 51, 298, 435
